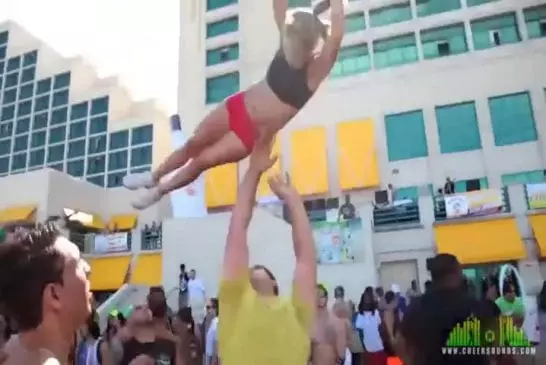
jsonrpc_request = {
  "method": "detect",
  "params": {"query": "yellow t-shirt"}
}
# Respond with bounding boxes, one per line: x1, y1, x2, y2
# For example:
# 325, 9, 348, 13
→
218, 274, 312, 365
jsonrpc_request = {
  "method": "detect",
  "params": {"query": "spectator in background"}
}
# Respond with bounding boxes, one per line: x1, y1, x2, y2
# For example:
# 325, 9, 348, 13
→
375, 287, 387, 311
406, 280, 420, 303
187, 269, 206, 326
387, 184, 395, 206
495, 282, 525, 327
338, 195, 356, 222
179, 264, 189, 309
391, 284, 407, 318
444, 177, 455, 195
204, 299, 219, 365
424, 280, 432, 293
75, 315, 101, 365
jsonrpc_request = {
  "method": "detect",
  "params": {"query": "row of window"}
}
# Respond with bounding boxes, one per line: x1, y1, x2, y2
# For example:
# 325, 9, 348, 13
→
386, 90, 539, 161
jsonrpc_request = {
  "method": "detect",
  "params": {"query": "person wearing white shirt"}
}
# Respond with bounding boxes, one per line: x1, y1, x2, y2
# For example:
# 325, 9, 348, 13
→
205, 317, 219, 365
187, 269, 206, 324
355, 291, 387, 365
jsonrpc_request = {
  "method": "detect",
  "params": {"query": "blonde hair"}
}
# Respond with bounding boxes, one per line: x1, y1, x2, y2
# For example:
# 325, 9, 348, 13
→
282, 9, 329, 68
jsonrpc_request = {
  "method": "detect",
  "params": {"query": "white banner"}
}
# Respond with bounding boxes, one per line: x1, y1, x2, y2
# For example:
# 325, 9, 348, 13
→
445, 189, 503, 218
94, 232, 129, 253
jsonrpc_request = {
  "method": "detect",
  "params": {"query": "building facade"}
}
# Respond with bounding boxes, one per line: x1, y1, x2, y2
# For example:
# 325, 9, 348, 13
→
172, 0, 546, 294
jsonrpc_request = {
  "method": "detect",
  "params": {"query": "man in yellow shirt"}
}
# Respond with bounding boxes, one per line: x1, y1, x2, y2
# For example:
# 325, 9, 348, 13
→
218, 140, 317, 365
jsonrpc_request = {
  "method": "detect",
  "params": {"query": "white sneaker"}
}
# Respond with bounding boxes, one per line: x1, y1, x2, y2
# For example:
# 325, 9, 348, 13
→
123, 172, 156, 190
131, 187, 162, 210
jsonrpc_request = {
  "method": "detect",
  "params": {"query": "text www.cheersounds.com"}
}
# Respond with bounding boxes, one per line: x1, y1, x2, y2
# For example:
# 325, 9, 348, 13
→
441, 347, 536, 356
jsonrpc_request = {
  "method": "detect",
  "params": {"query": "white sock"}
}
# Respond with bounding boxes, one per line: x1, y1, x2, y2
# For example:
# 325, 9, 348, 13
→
131, 187, 162, 210
123, 172, 156, 190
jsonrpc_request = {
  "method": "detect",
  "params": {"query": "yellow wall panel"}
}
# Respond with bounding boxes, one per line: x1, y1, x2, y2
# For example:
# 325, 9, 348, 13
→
131, 253, 162, 286
289, 127, 328, 195
257, 137, 282, 198
205, 163, 238, 208
89, 256, 132, 291
529, 214, 546, 257
336, 120, 379, 190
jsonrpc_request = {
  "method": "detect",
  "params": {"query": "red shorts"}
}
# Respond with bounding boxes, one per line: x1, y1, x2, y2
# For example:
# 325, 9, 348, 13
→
225, 92, 256, 152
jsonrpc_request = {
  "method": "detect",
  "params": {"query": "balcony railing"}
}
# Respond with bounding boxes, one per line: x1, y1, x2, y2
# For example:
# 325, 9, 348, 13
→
433, 187, 511, 221
141, 225, 162, 251
524, 183, 546, 210
373, 200, 421, 228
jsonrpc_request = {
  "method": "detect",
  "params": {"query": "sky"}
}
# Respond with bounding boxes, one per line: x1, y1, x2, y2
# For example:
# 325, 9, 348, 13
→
0, 0, 180, 112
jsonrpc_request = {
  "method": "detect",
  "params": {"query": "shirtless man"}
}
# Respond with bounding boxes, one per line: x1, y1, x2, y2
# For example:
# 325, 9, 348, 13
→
311, 285, 347, 365
332, 286, 352, 365
0, 224, 92, 365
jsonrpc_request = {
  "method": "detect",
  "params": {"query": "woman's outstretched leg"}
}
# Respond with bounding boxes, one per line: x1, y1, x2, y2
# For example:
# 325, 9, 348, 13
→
130, 132, 249, 210
123, 106, 230, 190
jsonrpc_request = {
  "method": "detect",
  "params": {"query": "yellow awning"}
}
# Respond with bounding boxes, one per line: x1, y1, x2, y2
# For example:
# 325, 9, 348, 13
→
434, 218, 525, 264
257, 137, 282, 198
81, 215, 106, 230
336, 119, 379, 190
108, 214, 138, 231
205, 163, 238, 208
0, 205, 36, 224
529, 214, 546, 257
88, 255, 132, 291
289, 127, 328, 195
131, 253, 162, 286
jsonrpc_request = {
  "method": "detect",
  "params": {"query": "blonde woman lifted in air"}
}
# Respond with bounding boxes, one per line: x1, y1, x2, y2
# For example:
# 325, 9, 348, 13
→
123, 0, 345, 209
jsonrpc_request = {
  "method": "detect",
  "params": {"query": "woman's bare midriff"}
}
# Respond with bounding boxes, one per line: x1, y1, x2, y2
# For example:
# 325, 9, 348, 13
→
243, 80, 299, 141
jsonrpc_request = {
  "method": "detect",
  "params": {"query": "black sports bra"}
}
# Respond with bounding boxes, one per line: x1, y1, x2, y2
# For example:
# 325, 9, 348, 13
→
266, 49, 314, 110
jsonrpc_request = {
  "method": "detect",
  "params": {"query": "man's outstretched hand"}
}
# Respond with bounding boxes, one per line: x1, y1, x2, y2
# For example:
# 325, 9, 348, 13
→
268, 173, 299, 201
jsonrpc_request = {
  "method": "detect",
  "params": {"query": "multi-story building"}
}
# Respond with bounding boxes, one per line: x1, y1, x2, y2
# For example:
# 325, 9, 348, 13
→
168, 0, 546, 299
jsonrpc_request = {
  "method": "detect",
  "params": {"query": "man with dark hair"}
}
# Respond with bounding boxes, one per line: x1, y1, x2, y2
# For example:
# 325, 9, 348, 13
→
0, 223, 92, 364
179, 264, 189, 309
397, 254, 494, 365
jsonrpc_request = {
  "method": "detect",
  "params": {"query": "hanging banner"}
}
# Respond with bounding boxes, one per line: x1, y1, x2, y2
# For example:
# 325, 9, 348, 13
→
312, 218, 362, 264
526, 183, 546, 209
93, 232, 129, 253
445, 189, 503, 218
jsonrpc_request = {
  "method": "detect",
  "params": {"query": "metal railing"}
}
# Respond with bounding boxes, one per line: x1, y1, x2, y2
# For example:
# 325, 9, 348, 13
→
373, 201, 420, 227
433, 187, 511, 221
141, 227, 162, 251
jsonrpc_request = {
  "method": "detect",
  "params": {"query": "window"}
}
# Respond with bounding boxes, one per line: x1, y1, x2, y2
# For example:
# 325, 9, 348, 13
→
89, 115, 108, 134
0, 122, 12, 138
0, 47, 5, 59
19, 83, 34, 100
48, 163, 63, 172
52, 90, 69, 107
107, 171, 126, 188
47, 145, 65, 163
421, 24, 468, 59
288, 0, 310, 7
467, 0, 498, 6
131, 125, 153, 145
7, 56, 21, 72
345, 12, 366, 32
369, 2, 412, 28
454, 178, 488, 192
15, 117, 30, 134
31, 131, 46, 148
87, 155, 106, 174
17, 100, 32, 117
91, 96, 109, 115
69, 121, 87, 139
395, 186, 419, 200
0, 139, 10, 155
3, 88, 16, 104
206, 17, 238, 38
130, 146, 153, 167
34, 95, 50, 112
385, 110, 429, 161
330, 44, 370, 78
67, 160, 84, 177
70, 102, 88, 120
20, 67, 35, 83
0, 31, 8, 44
206, 0, 236, 10
87, 175, 105, 187
0, 61, 3, 75
0, 157, 8, 173
524, 5, 546, 39
471, 13, 520, 50
14, 135, 28, 152
5, 73, 18, 88
373, 34, 419, 69
206, 72, 239, 104
488, 91, 537, 146
416, 0, 461, 17
206, 44, 239, 66
108, 150, 128, 171
53, 72, 71, 89
51, 107, 68, 125
23, 51, 37, 66
435, 101, 481, 154
36, 78, 51, 94
109, 130, 129, 150
68, 139, 86, 158
33, 113, 48, 130
1, 105, 15, 121
88, 134, 107, 154
49, 126, 67, 144
11, 153, 27, 170
502, 170, 545, 186
29, 149, 45, 167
